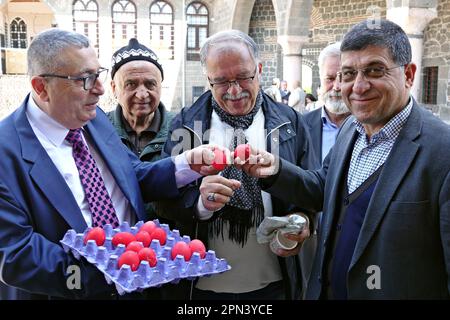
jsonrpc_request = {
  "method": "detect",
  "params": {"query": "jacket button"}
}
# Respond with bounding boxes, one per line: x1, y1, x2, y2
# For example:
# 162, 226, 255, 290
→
272, 137, 278, 142
154, 144, 160, 149
287, 129, 291, 134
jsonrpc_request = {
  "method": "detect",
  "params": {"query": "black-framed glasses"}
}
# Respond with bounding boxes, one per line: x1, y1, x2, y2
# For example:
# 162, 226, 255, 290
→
337, 65, 403, 83
39, 67, 109, 90
208, 66, 258, 90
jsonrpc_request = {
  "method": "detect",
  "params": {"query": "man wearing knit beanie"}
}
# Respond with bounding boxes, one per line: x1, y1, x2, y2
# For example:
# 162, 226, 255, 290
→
107, 38, 175, 219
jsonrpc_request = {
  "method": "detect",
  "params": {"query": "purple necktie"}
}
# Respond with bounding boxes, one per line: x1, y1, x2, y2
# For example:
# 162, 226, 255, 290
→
65, 129, 119, 228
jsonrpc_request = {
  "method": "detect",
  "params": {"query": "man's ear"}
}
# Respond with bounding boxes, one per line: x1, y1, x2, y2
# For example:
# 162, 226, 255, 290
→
110, 79, 117, 97
31, 76, 49, 101
404, 63, 416, 89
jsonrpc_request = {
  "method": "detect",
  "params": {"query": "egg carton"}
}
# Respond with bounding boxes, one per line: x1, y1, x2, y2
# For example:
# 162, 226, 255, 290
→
60, 220, 231, 295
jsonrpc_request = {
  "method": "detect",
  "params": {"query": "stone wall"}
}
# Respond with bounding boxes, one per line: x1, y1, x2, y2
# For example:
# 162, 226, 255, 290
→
310, 0, 387, 45
249, 0, 282, 90
304, 0, 387, 97
0, 75, 30, 119
422, 0, 450, 121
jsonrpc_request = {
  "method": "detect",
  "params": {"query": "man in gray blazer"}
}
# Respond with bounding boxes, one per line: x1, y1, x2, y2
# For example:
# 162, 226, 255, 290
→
242, 19, 450, 299
300, 42, 350, 297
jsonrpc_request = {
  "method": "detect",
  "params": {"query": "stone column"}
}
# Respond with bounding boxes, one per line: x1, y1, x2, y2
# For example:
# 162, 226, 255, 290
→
277, 35, 308, 90
387, 5, 437, 100
97, 2, 112, 70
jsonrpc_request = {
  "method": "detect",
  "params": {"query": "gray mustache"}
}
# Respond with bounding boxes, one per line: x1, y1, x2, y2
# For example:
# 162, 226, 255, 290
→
222, 92, 250, 100
327, 92, 342, 98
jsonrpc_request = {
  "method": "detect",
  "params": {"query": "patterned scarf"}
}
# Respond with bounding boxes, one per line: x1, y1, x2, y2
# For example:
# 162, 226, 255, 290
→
210, 90, 265, 246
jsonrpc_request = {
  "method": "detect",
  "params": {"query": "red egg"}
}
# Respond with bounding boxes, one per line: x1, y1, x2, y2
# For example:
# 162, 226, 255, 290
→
139, 221, 156, 236
84, 227, 105, 246
138, 248, 157, 267
189, 239, 206, 259
126, 241, 144, 253
171, 241, 192, 261
118, 251, 140, 271
150, 227, 167, 245
112, 232, 136, 247
234, 144, 251, 162
135, 231, 151, 247
212, 149, 228, 171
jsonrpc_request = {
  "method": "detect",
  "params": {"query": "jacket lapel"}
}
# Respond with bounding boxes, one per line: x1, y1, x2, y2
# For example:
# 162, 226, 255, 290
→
307, 109, 323, 162
350, 102, 422, 269
29, 151, 88, 232
321, 120, 358, 245
15, 98, 87, 232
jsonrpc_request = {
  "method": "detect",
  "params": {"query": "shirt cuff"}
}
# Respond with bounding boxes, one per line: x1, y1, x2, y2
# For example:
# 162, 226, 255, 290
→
174, 153, 202, 188
196, 197, 215, 220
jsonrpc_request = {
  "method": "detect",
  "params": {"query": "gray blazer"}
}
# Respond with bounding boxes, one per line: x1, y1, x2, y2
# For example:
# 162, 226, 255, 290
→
303, 107, 323, 167
266, 100, 450, 299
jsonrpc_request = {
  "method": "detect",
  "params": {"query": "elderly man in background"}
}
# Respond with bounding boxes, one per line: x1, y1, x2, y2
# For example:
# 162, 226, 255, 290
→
288, 80, 307, 113
107, 38, 175, 220
300, 41, 351, 297
108, 38, 175, 163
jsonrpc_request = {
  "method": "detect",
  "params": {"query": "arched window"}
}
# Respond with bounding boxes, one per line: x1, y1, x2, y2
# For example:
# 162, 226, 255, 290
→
149, 1, 174, 60
10, 17, 27, 49
186, 2, 208, 61
112, 0, 137, 51
72, 0, 99, 55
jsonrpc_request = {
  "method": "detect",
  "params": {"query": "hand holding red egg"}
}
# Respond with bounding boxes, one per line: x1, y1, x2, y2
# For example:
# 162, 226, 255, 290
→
212, 148, 230, 171
233, 144, 251, 163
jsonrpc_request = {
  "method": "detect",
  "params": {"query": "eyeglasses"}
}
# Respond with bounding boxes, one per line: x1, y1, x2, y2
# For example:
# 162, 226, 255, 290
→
39, 67, 109, 90
337, 65, 403, 83
208, 67, 258, 90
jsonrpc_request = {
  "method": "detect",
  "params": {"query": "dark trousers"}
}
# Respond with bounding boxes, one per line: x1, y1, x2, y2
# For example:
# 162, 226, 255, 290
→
192, 280, 285, 300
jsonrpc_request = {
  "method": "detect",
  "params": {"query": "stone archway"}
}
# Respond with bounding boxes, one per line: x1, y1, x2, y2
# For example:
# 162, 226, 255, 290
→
272, 0, 313, 95
230, 0, 256, 33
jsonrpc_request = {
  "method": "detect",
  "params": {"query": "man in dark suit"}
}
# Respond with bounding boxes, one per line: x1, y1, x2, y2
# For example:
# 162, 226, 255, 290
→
0, 28, 212, 299
242, 19, 450, 299
300, 42, 350, 296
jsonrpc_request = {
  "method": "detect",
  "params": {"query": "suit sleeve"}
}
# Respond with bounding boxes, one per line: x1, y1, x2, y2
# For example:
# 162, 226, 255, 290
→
125, 142, 180, 202
154, 113, 202, 229
263, 157, 325, 214
0, 181, 115, 298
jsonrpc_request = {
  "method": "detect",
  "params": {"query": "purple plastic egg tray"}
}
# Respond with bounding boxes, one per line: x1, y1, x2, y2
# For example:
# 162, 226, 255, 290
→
60, 220, 231, 295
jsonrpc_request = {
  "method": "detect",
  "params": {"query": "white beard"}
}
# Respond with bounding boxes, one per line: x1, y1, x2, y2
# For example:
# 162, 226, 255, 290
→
323, 91, 349, 115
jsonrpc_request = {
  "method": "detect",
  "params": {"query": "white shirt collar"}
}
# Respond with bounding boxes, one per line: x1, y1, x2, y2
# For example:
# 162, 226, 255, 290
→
27, 96, 70, 147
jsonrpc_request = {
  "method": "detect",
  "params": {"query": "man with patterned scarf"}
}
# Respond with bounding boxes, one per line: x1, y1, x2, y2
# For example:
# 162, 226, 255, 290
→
158, 30, 315, 300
